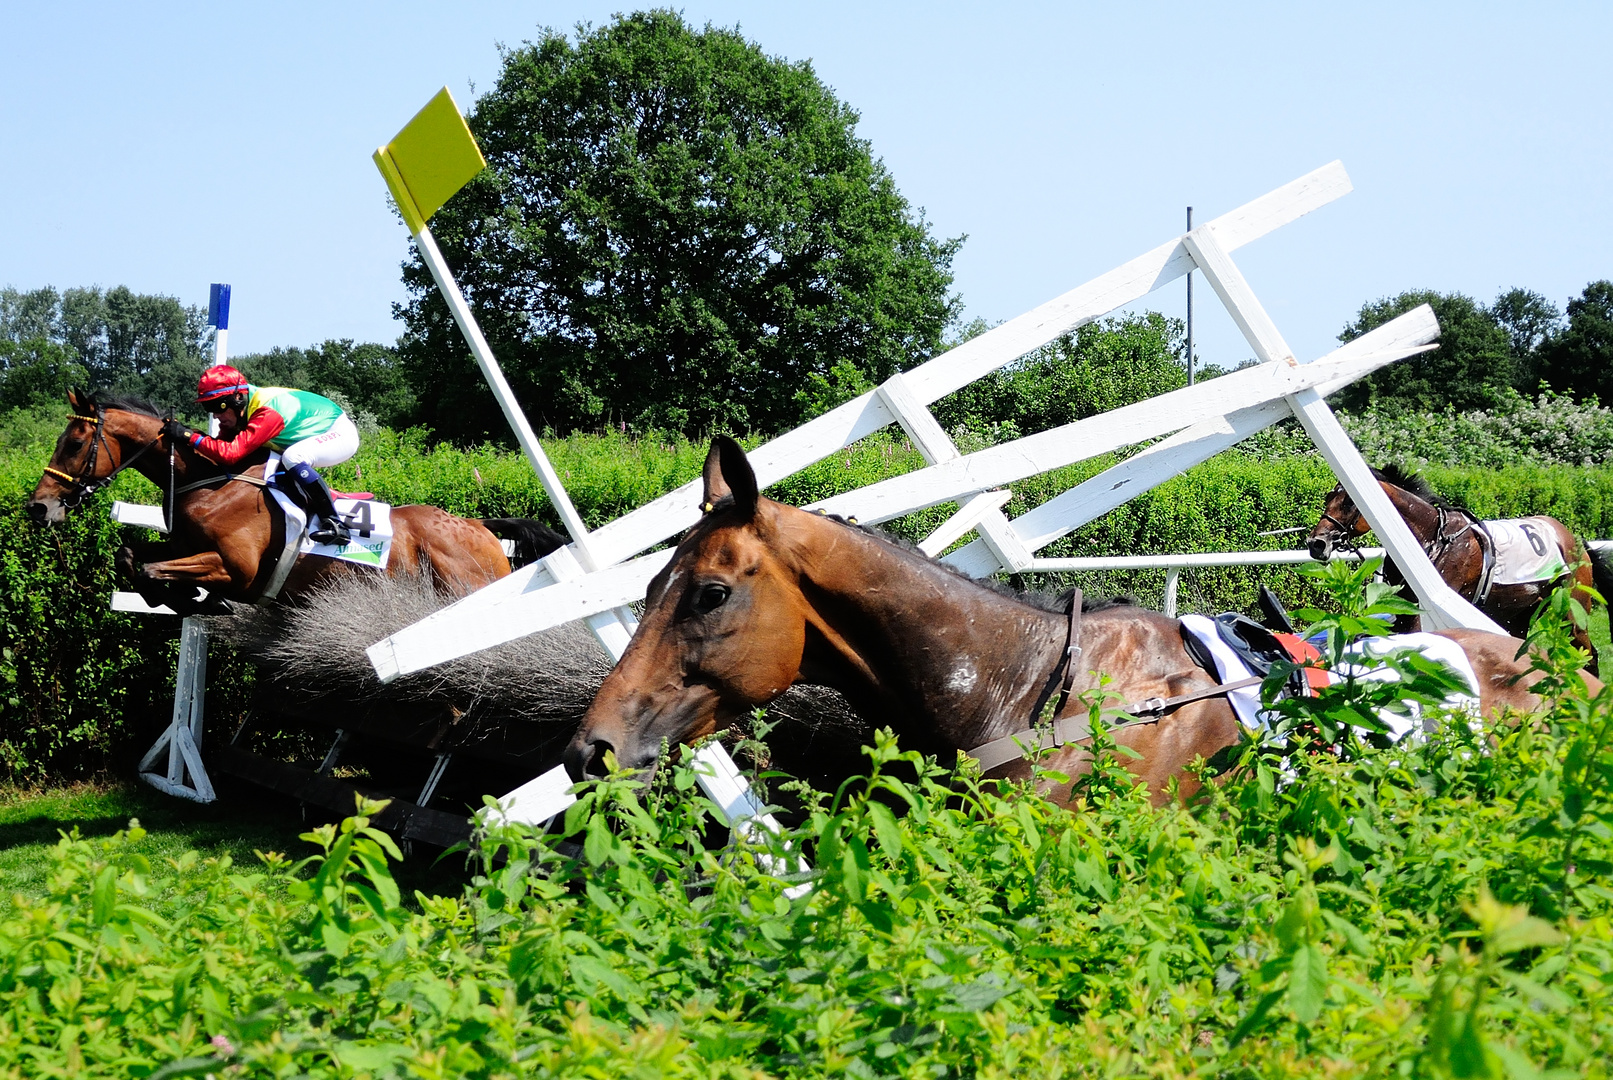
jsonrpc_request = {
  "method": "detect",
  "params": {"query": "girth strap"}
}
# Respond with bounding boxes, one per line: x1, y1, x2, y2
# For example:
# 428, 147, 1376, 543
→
1054, 588, 1083, 714
965, 674, 1265, 773
964, 590, 1269, 772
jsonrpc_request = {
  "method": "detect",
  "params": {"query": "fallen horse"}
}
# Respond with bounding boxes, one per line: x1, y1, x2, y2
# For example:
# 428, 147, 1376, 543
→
568, 438, 1593, 805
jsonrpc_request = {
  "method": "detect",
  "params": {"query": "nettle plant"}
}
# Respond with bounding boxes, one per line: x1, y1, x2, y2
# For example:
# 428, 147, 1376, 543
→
1, 570, 1612, 1074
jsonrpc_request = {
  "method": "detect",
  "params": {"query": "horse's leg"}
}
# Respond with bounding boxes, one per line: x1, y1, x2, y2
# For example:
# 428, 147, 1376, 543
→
138, 551, 235, 588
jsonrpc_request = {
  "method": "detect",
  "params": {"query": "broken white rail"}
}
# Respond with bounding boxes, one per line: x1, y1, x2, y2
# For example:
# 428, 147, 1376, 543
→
1027, 547, 1389, 618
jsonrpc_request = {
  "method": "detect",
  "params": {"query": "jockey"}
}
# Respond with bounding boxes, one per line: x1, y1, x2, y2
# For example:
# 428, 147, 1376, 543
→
161, 365, 358, 545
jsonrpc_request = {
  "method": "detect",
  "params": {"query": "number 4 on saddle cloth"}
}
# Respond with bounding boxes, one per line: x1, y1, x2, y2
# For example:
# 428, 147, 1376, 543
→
259, 455, 395, 596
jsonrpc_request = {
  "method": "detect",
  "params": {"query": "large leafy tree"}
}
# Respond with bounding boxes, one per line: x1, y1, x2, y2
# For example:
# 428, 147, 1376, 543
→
0, 285, 210, 412
1535, 281, 1613, 403
396, 10, 962, 440
1490, 286, 1563, 392
1332, 291, 1514, 414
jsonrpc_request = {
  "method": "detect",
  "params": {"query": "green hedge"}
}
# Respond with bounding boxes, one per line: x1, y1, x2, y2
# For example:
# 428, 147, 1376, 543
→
5, 432, 1613, 783
4, 679, 1613, 1075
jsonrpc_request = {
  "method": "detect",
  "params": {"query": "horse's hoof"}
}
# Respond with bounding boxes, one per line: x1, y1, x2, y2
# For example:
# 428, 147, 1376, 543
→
196, 593, 237, 617
116, 546, 139, 580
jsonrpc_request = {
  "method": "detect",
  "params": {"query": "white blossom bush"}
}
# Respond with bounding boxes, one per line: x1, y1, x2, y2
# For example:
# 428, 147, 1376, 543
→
1331, 389, 1613, 469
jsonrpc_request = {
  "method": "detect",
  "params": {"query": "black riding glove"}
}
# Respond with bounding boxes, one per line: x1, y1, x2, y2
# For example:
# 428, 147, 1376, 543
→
161, 420, 191, 445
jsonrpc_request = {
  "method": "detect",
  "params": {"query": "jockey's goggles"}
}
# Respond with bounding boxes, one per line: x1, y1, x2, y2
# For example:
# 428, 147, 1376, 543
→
201, 397, 237, 413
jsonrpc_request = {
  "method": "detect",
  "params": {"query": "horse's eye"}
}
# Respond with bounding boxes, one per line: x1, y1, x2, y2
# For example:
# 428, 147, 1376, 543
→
691, 583, 731, 616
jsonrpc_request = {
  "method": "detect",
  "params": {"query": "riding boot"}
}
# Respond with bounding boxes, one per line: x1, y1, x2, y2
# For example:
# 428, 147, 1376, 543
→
282, 461, 350, 545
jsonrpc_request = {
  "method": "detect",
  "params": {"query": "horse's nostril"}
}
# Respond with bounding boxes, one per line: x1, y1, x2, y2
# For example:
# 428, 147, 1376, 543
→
25, 501, 47, 523
584, 739, 614, 778
565, 737, 616, 781
1309, 538, 1331, 561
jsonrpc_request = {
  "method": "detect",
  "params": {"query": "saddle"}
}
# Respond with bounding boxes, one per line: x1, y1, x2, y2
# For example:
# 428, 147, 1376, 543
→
1180, 613, 1327, 701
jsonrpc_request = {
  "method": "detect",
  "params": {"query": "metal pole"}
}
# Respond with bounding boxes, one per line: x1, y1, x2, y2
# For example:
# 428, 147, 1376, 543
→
1185, 207, 1194, 386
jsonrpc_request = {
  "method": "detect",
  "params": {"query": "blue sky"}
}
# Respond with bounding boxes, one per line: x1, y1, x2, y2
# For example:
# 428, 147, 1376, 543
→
3, 2, 1608, 374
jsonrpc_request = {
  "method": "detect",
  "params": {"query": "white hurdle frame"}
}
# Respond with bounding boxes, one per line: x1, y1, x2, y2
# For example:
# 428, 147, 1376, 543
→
363, 160, 1506, 839
366, 161, 1501, 698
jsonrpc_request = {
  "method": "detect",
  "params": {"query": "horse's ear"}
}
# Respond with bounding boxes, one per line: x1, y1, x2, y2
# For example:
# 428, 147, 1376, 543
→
67, 386, 88, 411
701, 436, 758, 519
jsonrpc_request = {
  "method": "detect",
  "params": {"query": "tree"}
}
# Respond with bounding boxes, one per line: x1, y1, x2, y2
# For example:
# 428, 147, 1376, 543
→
1535, 281, 1613, 402
931, 313, 1188, 440
396, 10, 962, 440
1, 285, 211, 410
0, 338, 86, 411
57, 286, 210, 391
230, 340, 417, 429
1332, 291, 1513, 413
1489, 286, 1563, 391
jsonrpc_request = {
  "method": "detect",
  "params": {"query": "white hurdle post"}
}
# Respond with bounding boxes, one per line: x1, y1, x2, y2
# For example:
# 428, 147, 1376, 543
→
127, 282, 237, 802
375, 90, 769, 835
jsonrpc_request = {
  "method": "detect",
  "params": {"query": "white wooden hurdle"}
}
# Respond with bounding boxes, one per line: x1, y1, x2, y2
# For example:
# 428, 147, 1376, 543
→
106, 99, 1506, 850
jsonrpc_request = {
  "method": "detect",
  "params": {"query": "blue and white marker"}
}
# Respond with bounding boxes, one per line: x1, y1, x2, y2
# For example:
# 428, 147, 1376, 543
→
207, 283, 231, 368
206, 283, 230, 435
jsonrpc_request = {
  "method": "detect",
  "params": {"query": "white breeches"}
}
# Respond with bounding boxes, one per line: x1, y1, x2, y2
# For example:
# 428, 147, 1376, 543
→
279, 414, 360, 470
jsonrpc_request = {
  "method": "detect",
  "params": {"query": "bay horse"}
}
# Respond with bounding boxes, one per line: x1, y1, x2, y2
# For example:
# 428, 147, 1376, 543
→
26, 390, 565, 612
1307, 464, 1610, 671
566, 438, 1570, 806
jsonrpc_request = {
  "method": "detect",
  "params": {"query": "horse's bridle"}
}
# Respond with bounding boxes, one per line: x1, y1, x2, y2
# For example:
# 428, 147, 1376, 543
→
1315, 487, 1368, 555
42, 405, 171, 513
1321, 483, 1481, 579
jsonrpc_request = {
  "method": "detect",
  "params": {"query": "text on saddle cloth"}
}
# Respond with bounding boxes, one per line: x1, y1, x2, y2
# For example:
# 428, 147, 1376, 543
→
1176, 615, 1479, 741
1484, 517, 1569, 586
262, 455, 395, 575
271, 490, 396, 569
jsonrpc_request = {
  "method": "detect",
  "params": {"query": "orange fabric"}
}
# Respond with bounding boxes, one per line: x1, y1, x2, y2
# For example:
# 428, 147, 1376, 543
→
1274, 632, 1330, 695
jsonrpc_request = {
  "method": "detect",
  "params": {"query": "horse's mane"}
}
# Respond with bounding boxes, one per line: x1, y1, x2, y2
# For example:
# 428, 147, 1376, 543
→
1373, 463, 1466, 512
86, 391, 167, 419
816, 511, 1131, 616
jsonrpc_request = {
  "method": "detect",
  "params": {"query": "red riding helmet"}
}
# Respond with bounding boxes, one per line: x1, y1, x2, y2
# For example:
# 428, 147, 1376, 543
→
196, 365, 250, 403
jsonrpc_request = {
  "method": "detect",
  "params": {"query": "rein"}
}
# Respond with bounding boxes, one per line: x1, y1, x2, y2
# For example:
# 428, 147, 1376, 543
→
43, 407, 166, 509
45, 405, 270, 525
1320, 484, 1488, 598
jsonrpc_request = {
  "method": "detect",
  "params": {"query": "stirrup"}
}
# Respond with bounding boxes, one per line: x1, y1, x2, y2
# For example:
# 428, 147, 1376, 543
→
309, 518, 351, 546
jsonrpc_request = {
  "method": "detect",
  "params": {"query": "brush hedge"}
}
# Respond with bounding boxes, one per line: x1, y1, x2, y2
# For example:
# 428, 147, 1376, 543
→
3, 432, 1612, 782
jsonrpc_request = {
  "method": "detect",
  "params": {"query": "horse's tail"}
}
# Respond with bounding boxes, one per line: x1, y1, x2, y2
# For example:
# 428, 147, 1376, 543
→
480, 517, 567, 568
1587, 540, 1613, 608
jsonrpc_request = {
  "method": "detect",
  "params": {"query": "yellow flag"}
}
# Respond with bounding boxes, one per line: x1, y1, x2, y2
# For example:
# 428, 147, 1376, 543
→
373, 87, 487, 235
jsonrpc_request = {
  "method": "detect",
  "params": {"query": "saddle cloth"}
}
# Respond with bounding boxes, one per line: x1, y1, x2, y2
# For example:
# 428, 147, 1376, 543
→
256, 455, 396, 600
1485, 517, 1568, 586
1177, 614, 1479, 740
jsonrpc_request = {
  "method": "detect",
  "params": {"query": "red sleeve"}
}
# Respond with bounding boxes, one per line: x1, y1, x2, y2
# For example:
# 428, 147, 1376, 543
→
188, 407, 286, 466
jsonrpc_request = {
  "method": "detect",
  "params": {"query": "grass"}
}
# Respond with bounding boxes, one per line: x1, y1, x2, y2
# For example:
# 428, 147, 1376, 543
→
0, 779, 475, 906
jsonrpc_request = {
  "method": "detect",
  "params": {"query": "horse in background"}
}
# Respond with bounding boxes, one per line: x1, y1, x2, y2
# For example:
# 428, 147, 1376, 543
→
27, 389, 565, 613
566, 438, 1566, 805
1307, 463, 1611, 671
